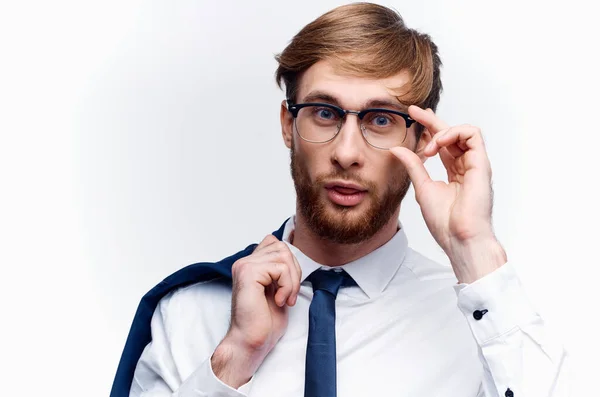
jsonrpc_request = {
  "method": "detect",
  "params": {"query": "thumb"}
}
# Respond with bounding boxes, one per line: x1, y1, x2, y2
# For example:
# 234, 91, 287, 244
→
389, 146, 432, 192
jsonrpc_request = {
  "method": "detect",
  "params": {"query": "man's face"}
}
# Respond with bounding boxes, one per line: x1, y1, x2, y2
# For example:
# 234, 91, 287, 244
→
280, 60, 430, 244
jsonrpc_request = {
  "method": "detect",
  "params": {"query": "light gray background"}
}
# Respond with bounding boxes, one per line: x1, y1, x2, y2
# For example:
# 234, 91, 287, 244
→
1, 0, 598, 395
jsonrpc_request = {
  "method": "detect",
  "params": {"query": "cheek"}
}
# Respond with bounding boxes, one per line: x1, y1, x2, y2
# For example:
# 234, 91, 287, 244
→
293, 141, 320, 181
372, 155, 400, 184
295, 141, 328, 178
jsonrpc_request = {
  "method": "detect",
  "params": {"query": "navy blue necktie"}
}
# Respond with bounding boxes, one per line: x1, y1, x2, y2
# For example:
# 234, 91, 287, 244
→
304, 269, 355, 397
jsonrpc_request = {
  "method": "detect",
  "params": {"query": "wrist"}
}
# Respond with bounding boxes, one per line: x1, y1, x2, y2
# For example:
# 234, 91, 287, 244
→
211, 335, 267, 389
447, 237, 507, 284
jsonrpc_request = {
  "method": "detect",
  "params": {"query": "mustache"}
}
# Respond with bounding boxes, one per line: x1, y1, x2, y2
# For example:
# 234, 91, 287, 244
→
314, 171, 377, 191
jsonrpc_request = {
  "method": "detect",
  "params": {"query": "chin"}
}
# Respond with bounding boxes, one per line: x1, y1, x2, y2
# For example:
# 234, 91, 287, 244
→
322, 199, 374, 228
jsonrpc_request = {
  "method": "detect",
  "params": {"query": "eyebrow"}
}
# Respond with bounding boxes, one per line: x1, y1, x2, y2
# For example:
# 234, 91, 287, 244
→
301, 90, 409, 113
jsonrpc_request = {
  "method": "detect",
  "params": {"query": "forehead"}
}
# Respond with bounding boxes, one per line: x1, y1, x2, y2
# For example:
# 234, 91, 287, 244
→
296, 59, 411, 107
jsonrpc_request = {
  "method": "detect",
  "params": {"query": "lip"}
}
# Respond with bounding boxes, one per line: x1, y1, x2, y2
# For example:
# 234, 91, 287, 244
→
324, 180, 368, 207
323, 181, 367, 191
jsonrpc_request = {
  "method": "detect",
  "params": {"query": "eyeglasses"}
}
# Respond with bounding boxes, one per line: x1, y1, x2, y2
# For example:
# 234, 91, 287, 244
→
287, 99, 416, 150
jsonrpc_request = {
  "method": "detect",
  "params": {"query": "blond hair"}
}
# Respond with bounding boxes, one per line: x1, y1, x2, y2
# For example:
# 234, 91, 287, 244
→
275, 2, 443, 136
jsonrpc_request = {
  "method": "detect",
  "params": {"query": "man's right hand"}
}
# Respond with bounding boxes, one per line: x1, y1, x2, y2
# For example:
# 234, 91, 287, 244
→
211, 234, 302, 388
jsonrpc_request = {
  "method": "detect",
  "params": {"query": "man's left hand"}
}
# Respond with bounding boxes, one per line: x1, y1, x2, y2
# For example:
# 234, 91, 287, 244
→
390, 105, 507, 284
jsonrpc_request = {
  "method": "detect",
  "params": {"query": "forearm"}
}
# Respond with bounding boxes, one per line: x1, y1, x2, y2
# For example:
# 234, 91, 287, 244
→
447, 237, 507, 284
211, 338, 265, 390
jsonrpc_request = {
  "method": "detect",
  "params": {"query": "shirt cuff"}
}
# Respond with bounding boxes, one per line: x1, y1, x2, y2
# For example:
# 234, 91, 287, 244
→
176, 356, 253, 396
453, 261, 539, 345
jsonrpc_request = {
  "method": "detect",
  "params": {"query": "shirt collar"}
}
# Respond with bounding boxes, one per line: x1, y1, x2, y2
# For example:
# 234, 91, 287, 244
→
281, 215, 408, 299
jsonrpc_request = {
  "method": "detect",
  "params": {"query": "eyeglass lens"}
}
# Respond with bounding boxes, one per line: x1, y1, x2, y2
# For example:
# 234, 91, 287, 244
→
294, 105, 408, 149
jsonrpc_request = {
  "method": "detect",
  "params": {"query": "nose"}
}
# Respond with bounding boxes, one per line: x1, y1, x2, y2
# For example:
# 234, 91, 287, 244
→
330, 114, 366, 170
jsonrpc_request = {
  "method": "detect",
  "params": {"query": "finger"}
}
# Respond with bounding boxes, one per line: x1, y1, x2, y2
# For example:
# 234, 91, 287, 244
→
254, 234, 279, 253
423, 126, 451, 156
442, 142, 465, 158
287, 254, 302, 306
257, 245, 302, 306
292, 254, 302, 286
431, 126, 491, 175
408, 105, 450, 135
438, 147, 456, 180
436, 138, 468, 158
426, 125, 481, 158
258, 240, 291, 257
258, 241, 293, 260
268, 263, 294, 307
435, 125, 484, 152
250, 261, 293, 307
267, 243, 302, 306
389, 146, 432, 193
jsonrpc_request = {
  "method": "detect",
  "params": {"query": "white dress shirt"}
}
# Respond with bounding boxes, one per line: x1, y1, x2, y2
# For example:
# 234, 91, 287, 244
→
130, 217, 569, 397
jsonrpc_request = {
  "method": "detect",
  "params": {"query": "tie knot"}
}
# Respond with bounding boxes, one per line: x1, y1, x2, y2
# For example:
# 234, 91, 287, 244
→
308, 269, 354, 297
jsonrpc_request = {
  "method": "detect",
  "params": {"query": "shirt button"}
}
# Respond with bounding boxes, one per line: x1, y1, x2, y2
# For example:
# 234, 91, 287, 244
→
472, 309, 488, 320
505, 388, 514, 397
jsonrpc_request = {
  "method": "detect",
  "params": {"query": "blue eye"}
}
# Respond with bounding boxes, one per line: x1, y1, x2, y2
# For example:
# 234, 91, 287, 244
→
374, 115, 390, 126
316, 108, 335, 120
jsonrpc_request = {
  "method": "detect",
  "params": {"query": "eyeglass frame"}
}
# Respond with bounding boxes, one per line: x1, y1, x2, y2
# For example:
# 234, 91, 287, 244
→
286, 99, 417, 150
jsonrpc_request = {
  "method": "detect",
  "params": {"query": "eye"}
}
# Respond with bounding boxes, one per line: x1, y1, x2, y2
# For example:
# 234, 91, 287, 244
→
315, 107, 336, 120
367, 113, 394, 127
374, 115, 390, 126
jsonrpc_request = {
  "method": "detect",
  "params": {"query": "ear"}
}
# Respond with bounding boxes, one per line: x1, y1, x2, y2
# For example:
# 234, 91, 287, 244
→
280, 100, 293, 149
414, 127, 433, 163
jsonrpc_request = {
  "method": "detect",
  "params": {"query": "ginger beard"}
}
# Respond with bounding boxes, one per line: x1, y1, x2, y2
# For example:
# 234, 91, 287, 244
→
290, 144, 412, 244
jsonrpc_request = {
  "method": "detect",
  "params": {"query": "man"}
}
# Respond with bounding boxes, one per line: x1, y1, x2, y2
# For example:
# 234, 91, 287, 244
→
112, 3, 568, 397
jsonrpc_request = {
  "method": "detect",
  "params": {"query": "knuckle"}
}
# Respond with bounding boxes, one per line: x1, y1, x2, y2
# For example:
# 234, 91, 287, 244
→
280, 249, 294, 264
465, 124, 481, 134
264, 234, 277, 243
231, 259, 243, 271
279, 266, 293, 284
276, 261, 290, 275
232, 259, 250, 277
268, 261, 282, 274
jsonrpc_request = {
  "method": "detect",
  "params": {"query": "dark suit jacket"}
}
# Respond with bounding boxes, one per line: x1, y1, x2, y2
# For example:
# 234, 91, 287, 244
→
109, 220, 288, 397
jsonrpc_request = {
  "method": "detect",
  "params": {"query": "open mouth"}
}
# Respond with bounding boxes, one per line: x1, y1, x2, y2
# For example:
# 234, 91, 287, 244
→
324, 182, 368, 207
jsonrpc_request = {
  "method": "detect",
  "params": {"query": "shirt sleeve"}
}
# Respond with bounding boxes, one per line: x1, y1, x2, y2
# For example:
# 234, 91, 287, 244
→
129, 296, 253, 397
454, 262, 570, 397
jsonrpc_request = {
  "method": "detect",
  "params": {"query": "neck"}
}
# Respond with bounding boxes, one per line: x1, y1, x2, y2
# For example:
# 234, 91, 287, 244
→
291, 206, 401, 267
